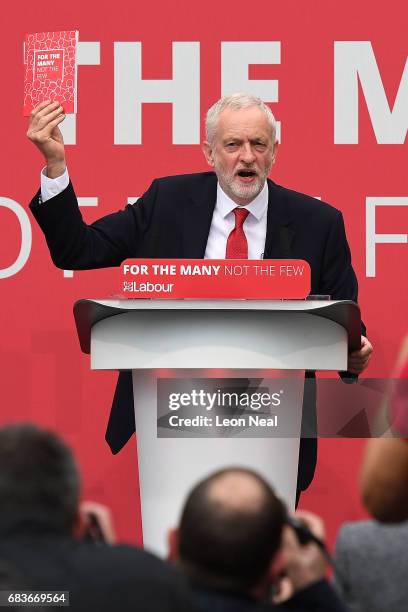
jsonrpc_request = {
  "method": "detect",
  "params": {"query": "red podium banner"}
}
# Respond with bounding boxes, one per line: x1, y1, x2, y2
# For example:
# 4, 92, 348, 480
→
120, 259, 311, 299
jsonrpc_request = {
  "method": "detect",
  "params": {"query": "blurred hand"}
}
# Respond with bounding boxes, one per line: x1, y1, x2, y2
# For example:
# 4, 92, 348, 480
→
26, 100, 66, 178
347, 335, 373, 374
78, 501, 117, 544
273, 510, 327, 603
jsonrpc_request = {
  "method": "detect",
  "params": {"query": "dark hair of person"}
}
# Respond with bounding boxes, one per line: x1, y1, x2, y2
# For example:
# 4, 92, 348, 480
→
0, 424, 80, 531
178, 467, 286, 592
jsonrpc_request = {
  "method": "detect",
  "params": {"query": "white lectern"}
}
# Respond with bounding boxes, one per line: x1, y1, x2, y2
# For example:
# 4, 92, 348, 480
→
74, 299, 360, 556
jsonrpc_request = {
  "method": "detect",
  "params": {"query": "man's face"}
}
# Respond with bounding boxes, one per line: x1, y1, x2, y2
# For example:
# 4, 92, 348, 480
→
203, 106, 278, 205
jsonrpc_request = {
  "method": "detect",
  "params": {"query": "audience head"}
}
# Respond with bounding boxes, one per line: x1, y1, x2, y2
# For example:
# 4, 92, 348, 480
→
169, 467, 286, 595
0, 424, 80, 532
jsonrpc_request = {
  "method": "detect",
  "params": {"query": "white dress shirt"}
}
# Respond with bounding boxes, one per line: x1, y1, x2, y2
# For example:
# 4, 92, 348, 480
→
40, 169, 268, 259
204, 182, 268, 259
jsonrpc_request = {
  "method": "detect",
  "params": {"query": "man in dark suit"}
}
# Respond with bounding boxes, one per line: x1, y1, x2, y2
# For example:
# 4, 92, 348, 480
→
168, 466, 347, 611
0, 424, 197, 612
27, 93, 372, 496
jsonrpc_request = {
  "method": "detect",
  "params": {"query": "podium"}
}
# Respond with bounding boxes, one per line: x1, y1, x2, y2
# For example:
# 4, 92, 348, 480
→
74, 299, 360, 556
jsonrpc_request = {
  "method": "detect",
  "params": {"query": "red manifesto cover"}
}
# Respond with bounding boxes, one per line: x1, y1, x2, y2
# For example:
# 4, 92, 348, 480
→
23, 30, 78, 116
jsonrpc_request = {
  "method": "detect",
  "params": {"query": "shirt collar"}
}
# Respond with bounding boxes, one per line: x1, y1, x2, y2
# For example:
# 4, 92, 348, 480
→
216, 181, 268, 221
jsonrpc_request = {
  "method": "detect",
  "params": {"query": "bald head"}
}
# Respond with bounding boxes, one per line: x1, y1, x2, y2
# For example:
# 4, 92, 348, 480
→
207, 469, 270, 513
177, 468, 286, 592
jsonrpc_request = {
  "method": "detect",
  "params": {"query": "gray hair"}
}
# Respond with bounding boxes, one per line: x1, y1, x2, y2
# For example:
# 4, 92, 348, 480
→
205, 93, 277, 144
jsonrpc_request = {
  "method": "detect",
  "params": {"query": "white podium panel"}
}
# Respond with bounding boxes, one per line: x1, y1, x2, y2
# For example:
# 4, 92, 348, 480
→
91, 310, 347, 371
133, 369, 304, 556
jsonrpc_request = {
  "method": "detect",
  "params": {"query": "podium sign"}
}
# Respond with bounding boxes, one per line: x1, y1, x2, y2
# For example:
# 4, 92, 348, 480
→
120, 258, 311, 299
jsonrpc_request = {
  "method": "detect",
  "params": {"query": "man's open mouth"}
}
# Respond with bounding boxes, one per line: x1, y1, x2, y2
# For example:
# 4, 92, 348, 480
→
236, 169, 257, 184
237, 170, 256, 177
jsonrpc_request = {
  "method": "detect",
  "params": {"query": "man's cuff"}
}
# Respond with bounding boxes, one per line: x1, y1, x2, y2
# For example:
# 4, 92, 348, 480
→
40, 166, 70, 203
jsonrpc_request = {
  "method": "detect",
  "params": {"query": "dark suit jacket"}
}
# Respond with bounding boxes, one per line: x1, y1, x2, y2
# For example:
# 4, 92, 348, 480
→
31, 172, 358, 297
30, 172, 360, 492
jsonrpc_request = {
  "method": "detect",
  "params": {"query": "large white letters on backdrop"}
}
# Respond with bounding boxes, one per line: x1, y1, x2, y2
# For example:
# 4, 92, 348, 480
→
7, 40, 406, 278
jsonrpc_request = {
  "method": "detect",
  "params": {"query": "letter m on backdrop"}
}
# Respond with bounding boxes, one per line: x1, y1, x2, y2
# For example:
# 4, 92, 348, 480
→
334, 41, 408, 144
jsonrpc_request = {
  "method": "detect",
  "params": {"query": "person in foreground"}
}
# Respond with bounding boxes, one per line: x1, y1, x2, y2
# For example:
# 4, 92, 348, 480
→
361, 437, 408, 522
0, 424, 197, 612
360, 336, 408, 522
168, 467, 347, 611
26, 93, 373, 496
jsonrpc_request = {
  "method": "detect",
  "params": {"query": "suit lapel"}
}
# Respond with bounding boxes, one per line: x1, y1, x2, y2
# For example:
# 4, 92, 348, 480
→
183, 173, 218, 258
263, 180, 295, 259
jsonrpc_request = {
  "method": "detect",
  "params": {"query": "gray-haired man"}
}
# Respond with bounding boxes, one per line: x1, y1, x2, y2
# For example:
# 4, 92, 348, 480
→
27, 93, 372, 496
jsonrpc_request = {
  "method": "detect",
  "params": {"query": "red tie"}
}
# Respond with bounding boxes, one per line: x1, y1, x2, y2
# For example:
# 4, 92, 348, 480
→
226, 207, 250, 259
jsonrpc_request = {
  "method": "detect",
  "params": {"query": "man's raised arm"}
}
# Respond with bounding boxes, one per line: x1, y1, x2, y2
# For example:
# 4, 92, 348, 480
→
27, 101, 67, 180
26, 101, 156, 270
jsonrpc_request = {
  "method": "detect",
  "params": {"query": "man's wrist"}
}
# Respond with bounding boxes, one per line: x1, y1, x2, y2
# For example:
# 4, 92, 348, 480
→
290, 568, 325, 592
286, 552, 326, 592
45, 160, 66, 179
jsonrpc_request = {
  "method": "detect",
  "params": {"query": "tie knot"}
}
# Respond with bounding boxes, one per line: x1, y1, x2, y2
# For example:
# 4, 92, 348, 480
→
233, 207, 249, 227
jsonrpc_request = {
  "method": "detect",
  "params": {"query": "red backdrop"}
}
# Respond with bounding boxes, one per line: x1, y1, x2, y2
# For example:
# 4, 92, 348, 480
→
1, 0, 407, 549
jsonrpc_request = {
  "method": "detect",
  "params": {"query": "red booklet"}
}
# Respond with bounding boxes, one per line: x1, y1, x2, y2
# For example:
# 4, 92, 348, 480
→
23, 30, 79, 116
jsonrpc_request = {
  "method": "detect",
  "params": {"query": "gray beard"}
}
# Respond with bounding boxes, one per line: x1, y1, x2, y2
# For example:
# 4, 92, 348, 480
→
219, 173, 266, 202
227, 177, 265, 200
